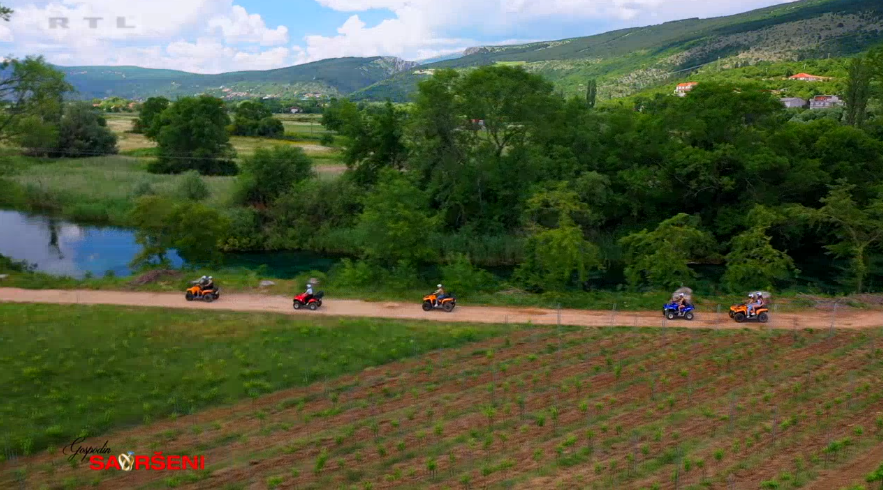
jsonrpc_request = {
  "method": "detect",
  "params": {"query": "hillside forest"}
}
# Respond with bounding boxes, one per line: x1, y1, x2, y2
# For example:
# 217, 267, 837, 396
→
3, 47, 883, 298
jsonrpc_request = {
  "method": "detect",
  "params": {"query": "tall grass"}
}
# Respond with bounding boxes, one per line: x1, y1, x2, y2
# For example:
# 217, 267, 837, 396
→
2, 155, 235, 226
0, 303, 512, 456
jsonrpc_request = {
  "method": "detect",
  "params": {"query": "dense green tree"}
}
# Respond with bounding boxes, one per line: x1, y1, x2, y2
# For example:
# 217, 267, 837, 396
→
515, 184, 603, 291
132, 97, 169, 136
266, 176, 364, 250
53, 102, 118, 157
322, 100, 407, 185
0, 3, 12, 21
149, 96, 237, 176
586, 79, 597, 109
230, 100, 284, 137
355, 169, 439, 264
811, 183, 883, 293
620, 214, 718, 290
235, 145, 314, 206
845, 56, 873, 128
456, 65, 555, 157
722, 206, 799, 292
0, 57, 71, 144
129, 196, 229, 268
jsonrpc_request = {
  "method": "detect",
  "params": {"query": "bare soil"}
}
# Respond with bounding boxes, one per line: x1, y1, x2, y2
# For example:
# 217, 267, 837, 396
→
1, 288, 882, 330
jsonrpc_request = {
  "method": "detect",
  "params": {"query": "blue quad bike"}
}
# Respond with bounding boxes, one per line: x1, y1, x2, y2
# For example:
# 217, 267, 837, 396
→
663, 302, 695, 321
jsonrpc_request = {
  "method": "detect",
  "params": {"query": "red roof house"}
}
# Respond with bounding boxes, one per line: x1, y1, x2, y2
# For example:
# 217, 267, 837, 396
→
789, 73, 828, 82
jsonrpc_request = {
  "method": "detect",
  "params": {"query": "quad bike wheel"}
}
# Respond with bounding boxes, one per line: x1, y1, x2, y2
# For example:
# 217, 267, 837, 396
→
185, 292, 194, 301
733, 312, 746, 323
684, 312, 694, 321
293, 301, 302, 310
443, 302, 455, 312
204, 294, 214, 303
422, 301, 433, 312
316, 300, 322, 307
309, 302, 318, 311
666, 311, 677, 320
758, 312, 769, 323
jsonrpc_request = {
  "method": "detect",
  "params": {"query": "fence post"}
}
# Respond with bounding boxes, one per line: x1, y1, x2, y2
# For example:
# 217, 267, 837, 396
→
829, 302, 838, 338
611, 303, 617, 327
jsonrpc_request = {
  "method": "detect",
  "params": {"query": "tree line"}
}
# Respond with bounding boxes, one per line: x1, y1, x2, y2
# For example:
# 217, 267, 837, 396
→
219, 54, 883, 295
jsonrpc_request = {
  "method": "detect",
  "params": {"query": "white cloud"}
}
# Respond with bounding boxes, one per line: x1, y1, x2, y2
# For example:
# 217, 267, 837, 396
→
296, 0, 801, 63
0, 0, 806, 73
208, 5, 288, 46
1, 0, 293, 72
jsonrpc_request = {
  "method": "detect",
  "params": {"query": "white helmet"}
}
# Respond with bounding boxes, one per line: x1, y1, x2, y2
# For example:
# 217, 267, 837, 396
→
437, 284, 442, 288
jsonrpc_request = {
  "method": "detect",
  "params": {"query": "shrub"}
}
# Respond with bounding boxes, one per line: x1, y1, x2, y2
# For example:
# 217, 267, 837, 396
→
175, 171, 210, 201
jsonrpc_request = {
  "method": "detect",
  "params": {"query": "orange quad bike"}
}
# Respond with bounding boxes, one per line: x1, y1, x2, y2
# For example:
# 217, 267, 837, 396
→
729, 303, 769, 323
185, 284, 220, 303
422, 293, 456, 312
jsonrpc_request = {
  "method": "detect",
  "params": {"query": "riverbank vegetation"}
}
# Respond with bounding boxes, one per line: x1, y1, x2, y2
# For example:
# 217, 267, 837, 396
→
3, 46, 883, 299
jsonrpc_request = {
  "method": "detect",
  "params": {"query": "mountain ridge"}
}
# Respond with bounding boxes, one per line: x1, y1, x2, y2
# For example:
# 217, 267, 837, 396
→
56, 0, 883, 102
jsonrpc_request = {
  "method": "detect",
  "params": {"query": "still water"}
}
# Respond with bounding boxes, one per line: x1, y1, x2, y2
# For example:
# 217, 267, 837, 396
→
0, 210, 341, 279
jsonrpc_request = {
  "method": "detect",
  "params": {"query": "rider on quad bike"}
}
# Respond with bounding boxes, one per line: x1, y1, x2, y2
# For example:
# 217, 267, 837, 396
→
433, 284, 447, 307
747, 291, 767, 318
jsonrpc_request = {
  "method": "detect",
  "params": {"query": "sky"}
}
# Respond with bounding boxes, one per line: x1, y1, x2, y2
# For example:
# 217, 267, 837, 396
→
0, 0, 801, 73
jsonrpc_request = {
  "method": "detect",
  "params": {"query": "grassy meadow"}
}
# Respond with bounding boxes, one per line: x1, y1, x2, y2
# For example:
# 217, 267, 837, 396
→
0, 302, 515, 456
0, 112, 345, 225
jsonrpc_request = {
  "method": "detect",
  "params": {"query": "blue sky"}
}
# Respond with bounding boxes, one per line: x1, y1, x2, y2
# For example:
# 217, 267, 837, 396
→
0, 0, 800, 73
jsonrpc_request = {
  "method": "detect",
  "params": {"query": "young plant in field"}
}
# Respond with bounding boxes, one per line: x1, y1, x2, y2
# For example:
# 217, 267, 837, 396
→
396, 440, 406, 452
517, 395, 526, 419
267, 476, 284, 489
427, 457, 438, 478
314, 449, 328, 475
460, 474, 471, 489
482, 405, 497, 431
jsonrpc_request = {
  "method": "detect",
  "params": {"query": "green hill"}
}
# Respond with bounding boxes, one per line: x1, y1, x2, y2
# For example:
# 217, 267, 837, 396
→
352, 0, 883, 101
59, 56, 418, 100
58, 0, 883, 102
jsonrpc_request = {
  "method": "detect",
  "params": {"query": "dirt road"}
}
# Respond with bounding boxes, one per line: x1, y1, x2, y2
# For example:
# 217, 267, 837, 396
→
3, 288, 883, 329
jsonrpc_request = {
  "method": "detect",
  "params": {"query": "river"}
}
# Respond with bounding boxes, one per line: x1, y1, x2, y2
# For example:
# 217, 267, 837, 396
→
0, 210, 342, 279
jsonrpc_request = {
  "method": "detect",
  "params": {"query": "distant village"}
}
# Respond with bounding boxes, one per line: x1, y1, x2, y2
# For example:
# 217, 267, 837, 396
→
674, 72, 843, 110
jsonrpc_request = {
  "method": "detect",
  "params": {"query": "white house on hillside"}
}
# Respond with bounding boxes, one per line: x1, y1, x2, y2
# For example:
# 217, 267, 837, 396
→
780, 97, 808, 109
675, 82, 698, 96
810, 95, 843, 110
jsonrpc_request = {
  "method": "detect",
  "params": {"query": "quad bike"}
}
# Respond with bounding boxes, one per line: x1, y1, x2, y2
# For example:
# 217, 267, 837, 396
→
422, 293, 456, 312
729, 304, 770, 323
664, 286, 695, 320
730, 291, 771, 323
663, 302, 695, 321
185, 285, 220, 302
293, 291, 324, 311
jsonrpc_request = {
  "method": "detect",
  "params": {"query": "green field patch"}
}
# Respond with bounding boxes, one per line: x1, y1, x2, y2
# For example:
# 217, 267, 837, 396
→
0, 303, 515, 456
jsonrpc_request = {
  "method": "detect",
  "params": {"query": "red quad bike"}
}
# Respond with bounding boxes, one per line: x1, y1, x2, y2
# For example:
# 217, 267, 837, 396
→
293, 291, 324, 311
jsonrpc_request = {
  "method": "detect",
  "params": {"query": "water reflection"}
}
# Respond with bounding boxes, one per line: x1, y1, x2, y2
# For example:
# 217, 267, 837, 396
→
0, 210, 183, 278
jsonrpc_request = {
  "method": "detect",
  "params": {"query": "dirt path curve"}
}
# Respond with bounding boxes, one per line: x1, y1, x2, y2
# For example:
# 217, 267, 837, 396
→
1, 288, 883, 329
